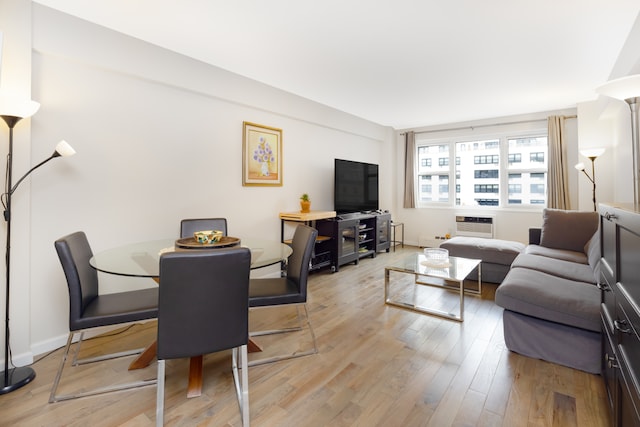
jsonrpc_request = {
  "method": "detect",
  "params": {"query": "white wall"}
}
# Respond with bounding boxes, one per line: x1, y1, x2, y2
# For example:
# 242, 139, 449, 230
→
1, 3, 394, 365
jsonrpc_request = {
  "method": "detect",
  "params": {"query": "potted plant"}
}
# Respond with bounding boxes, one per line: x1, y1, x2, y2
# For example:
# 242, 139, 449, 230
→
300, 193, 311, 213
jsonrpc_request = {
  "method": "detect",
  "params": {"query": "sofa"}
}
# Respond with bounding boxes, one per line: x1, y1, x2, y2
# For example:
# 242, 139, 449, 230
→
494, 208, 601, 373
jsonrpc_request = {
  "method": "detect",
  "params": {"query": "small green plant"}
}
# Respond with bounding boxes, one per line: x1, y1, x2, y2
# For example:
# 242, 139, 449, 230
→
300, 193, 310, 202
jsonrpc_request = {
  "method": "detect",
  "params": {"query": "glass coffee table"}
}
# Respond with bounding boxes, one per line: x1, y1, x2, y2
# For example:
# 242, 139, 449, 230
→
384, 253, 481, 322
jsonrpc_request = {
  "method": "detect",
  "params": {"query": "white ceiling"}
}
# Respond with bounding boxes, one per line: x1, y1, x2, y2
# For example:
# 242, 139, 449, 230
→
33, 0, 640, 129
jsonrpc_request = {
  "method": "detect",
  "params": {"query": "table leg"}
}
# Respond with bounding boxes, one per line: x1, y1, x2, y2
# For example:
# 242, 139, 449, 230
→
187, 355, 204, 398
130, 337, 262, 399
186, 338, 261, 398
128, 340, 157, 370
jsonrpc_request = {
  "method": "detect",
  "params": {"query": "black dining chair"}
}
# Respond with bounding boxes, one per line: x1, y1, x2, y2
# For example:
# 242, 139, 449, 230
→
248, 224, 318, 366
156, 247, 251, 427
180, 218, 228, 238
50, 231, 159, 403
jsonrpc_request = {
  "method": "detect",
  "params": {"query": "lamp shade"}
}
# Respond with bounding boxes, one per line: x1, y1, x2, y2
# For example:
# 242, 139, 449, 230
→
596, 74, 640, 101
574, 162, 585, 171
55, 140, 76, 157
0, 91, 40, 119
579, 148, 605, 159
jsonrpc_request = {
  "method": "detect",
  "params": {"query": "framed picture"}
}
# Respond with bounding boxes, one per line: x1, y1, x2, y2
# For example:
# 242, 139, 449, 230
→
242, 121, 283, 186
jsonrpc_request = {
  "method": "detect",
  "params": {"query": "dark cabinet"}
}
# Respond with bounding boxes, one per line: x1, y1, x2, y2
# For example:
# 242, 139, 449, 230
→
315, 212, 390, 272
599, 203, 640, 426
279, 211, 336, 273
376, 213, 391, 253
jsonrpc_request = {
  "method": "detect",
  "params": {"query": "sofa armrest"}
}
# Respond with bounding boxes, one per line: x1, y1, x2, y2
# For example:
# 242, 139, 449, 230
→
529, 228, 541, 245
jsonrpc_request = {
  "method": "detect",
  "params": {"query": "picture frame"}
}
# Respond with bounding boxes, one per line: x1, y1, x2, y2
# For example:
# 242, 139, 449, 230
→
242, 121, 283, 186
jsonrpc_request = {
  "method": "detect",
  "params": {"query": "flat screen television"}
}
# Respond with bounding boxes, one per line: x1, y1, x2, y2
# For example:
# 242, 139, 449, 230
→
334, 158, 379, 214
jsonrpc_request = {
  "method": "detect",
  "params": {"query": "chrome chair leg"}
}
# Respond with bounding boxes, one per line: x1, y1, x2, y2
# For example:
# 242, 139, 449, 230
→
156, 360, 166, 427
232, 345, 250, 427
49, 330, 157, 403
248, 303, 318, 367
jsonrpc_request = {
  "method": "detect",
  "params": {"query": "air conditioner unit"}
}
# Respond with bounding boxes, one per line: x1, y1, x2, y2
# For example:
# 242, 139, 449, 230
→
455, 216, 494, 239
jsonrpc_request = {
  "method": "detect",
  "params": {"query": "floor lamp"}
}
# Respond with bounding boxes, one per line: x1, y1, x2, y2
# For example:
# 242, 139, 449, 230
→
0, 95, 75, 394
574, 148, 605, 212
596, 74, 640, 206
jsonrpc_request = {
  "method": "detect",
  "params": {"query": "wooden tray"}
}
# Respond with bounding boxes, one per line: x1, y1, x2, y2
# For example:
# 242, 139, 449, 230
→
175, 236, 241, 249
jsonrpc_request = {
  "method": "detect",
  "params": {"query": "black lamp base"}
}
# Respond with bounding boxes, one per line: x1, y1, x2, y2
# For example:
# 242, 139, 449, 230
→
0, 366, 36, 395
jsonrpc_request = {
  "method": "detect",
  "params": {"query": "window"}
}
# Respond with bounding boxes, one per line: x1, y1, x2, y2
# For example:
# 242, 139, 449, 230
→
474, 184, 499, 193
415, 128, 548, 208
530, 183, 545, 193
417, 144, 449, 203
530, 152, 545, 162
508, 153, 521, 163
474, 154, 499, 164
508, 184, 522, 193
475, 170, 499, 179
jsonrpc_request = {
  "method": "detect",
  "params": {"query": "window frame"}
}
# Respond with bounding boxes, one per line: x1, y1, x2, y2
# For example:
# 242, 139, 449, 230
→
414, 126, 548, 210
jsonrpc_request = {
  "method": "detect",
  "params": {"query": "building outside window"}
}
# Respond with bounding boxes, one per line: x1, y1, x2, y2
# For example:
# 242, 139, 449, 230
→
414, 129, 548, 208
417, 144, 450, 203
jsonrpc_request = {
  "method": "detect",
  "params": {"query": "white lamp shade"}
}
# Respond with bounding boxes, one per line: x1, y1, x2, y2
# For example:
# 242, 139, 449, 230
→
574, 162, 585, 171
580, 148, 605, 158
596, 74, 640, 101
0, 90, 40, 118
55, 140, 76, 157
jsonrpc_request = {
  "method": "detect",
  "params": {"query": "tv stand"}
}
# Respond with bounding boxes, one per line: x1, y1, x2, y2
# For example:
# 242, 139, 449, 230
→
280, 210, 391, 273
316, 212, 391, 272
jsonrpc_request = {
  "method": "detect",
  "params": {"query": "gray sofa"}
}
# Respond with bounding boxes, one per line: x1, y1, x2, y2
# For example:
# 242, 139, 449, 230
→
494, 208, 601, 373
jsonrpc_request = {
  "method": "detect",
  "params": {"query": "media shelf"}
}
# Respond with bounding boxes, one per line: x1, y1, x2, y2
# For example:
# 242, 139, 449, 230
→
316, 212, 391, 272
280, 210, 391, 273
279, 211, 336, 272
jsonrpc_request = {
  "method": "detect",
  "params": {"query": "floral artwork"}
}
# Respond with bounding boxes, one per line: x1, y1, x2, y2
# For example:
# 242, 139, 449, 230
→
253, 136, 275, 176
242, 121, 282, 186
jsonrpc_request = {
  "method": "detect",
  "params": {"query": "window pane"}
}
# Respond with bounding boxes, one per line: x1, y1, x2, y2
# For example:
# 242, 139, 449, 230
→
456, 140, 499, 206
507, 136, 548, 206
417, 144, 449, 202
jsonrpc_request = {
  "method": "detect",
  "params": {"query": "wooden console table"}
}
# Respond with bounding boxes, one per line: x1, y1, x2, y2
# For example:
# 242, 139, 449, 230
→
279, 210, 336, 272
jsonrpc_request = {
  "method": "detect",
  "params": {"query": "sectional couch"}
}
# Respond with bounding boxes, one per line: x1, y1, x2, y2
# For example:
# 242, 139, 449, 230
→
494, 208, 601, 373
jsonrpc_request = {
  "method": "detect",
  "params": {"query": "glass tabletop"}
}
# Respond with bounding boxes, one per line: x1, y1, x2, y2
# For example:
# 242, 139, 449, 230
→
385, 253, 481, 282
89, 237, 293, 278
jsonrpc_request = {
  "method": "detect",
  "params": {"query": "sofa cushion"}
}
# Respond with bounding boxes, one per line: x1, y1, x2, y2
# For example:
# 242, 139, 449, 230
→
511, 253, 597, 284
495, 267, 600, 332
539, 208, 599, 253
585, 230, 601, 280
523, 244, 588, 264
440, 236, 525, 266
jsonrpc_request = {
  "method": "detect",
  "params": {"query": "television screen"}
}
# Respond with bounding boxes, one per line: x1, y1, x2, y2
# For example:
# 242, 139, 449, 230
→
334, 158, 379, 214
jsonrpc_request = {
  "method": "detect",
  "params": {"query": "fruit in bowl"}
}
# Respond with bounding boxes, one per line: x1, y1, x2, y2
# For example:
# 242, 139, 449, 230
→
193, 230, 224, 244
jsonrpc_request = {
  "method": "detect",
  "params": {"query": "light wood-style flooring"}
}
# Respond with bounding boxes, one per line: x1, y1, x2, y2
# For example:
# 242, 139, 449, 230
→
0, 245, 610, 426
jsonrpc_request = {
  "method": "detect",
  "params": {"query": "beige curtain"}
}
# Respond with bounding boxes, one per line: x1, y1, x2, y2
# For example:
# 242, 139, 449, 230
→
547, 116, 571, 209
403, 131, 416, 208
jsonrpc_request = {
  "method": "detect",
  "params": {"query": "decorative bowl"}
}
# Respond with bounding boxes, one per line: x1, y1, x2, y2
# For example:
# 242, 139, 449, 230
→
423, 248, 449, 265
193, 230, 224, 244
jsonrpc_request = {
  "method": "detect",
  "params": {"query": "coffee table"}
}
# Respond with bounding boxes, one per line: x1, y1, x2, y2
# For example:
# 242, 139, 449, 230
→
384, 253, 481, 322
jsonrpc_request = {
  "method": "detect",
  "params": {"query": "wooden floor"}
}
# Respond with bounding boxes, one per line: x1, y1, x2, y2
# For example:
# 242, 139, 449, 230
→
0, 245, 610, 426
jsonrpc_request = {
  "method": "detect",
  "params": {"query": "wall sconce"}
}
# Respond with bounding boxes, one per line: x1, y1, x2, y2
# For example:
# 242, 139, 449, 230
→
0, 92, 76, 394
575, 148, 605, 212
596, 74, 640, 206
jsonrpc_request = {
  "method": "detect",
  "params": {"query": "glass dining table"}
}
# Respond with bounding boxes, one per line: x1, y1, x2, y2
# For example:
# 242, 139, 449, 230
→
89, 237, 292, 398
90, 237, 292, 277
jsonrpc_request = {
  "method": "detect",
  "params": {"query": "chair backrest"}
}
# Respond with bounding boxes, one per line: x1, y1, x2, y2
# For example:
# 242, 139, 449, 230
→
287, 225, 318, 299
180, 218, 228, 238
157, 247, 251, 360
54, 231, 99, 331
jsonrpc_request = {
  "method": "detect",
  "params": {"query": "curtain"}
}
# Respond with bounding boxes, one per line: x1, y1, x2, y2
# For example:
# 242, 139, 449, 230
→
547, 116, 571, 209
403, 131, 416, 208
